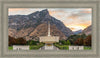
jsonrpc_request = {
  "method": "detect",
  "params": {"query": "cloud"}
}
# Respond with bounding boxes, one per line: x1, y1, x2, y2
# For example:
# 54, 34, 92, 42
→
9, 8, 28, 12
67, 9, 91, 20
80, 10, 91, 13
65, 20, 91, 31
48, 10, 68, 20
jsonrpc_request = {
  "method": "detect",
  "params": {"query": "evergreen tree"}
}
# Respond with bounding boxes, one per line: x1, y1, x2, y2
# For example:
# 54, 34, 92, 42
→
66, 40, 71, 45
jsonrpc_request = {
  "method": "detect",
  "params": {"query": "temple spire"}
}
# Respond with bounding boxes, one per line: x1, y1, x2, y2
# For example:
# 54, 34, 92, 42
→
48, 21, 50, 36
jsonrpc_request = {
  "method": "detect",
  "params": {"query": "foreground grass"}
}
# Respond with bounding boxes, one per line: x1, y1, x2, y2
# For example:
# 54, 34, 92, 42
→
84, 46, 91, 50
30, 43, 44, 50
8, 46, 13, 50
54, 44, 69, 50
54, 43, 91, 50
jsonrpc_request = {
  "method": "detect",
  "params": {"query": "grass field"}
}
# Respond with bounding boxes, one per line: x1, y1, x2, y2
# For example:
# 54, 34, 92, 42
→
54, 44, 69, 50
29, 43, 44, 50
54, 43, 91, 50
8, 46, 13, 50
84, 46, 91, 50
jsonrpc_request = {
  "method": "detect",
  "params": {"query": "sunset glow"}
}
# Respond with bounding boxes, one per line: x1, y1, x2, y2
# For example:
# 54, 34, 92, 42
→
66, 24, 90, 31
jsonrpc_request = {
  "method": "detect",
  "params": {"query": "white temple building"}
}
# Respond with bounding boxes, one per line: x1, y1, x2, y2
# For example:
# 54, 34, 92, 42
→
39, 22, 59, 44
39, 22, 59, 50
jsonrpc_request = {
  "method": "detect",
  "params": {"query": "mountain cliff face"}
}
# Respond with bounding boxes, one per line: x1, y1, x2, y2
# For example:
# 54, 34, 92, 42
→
82, 25, 92, 35
8, 9, 73, 40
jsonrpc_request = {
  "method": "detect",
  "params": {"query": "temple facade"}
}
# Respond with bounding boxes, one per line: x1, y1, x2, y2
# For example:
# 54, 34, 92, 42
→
39, 22, 59, 44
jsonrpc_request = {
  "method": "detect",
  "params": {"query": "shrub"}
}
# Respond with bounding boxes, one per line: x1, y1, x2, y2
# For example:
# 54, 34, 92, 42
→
59, 40, 67, 45
27, 40, 39, 45
29, 43, 44, 50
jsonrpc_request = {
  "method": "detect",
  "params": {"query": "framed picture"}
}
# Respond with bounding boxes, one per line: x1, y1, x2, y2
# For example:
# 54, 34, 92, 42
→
0, 0, 100, 58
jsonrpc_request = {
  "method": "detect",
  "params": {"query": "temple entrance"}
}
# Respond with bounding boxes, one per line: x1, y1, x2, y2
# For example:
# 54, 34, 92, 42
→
45, 44, 53, 50
46, 44, 52, 46
40, 43, 59, 50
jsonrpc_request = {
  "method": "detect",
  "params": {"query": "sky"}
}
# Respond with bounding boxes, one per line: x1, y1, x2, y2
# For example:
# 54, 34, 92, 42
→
8, 8, 92, 31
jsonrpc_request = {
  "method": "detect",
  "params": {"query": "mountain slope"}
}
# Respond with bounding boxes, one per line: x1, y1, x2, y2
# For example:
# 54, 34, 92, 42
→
82, 25, 92, 35
8, 9, 73, 40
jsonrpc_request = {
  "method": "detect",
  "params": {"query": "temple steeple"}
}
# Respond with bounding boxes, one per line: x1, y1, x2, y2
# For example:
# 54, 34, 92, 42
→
48, 21, 50, 36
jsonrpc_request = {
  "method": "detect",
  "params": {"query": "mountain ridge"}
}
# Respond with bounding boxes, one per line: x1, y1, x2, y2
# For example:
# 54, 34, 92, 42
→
73, 29, 82, 34
8, 9, 73, 40
82, 25, 92, 35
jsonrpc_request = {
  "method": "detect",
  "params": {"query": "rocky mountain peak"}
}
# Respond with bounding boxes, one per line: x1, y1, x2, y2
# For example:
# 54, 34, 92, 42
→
9, 9, 74, 40
40, 9, 49, 14
28, 9, 49, 18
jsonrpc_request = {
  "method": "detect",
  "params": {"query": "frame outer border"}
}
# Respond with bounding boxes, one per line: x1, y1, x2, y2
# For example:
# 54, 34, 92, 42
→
0, 0, 100, 58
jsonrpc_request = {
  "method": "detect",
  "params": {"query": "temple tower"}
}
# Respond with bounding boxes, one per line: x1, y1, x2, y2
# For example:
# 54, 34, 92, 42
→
48, 21, 50, 36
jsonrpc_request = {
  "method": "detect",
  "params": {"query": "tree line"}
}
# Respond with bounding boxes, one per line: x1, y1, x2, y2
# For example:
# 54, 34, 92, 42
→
9, 34, 91, 46
67, 34, 91, 46
9, 36, 39, 46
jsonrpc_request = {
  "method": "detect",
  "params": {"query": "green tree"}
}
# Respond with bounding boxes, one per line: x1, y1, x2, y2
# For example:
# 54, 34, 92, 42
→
59, 40, 66, 45
66, 40, 71, 45
68, 35, 82, 45
30, 40, 34, 45
27, 40, 39, 45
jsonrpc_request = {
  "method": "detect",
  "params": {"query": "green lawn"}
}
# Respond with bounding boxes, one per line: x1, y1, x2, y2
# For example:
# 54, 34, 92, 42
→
29, 43, 44, 50
8, 46, 13, 50
84, 46, 91, 50
54, 43, 91, 50
54, 44, 69, 50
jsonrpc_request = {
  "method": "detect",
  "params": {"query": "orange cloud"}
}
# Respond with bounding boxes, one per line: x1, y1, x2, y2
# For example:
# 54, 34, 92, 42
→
70, 27, 76, 31
48, 10, 67, 20
76, 23, 90, 29
82, 8, 91, 11
80, 8, 92, 13
49, 10, 65, 16
65, 21, 91, 31
49, 11, 56, 16
80, 11, 91, 13
8, 8, 28, 12
67, 15, 78, 20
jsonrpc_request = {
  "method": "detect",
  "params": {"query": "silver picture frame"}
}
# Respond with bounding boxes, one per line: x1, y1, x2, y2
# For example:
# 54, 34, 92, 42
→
0, 0, 100, 58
